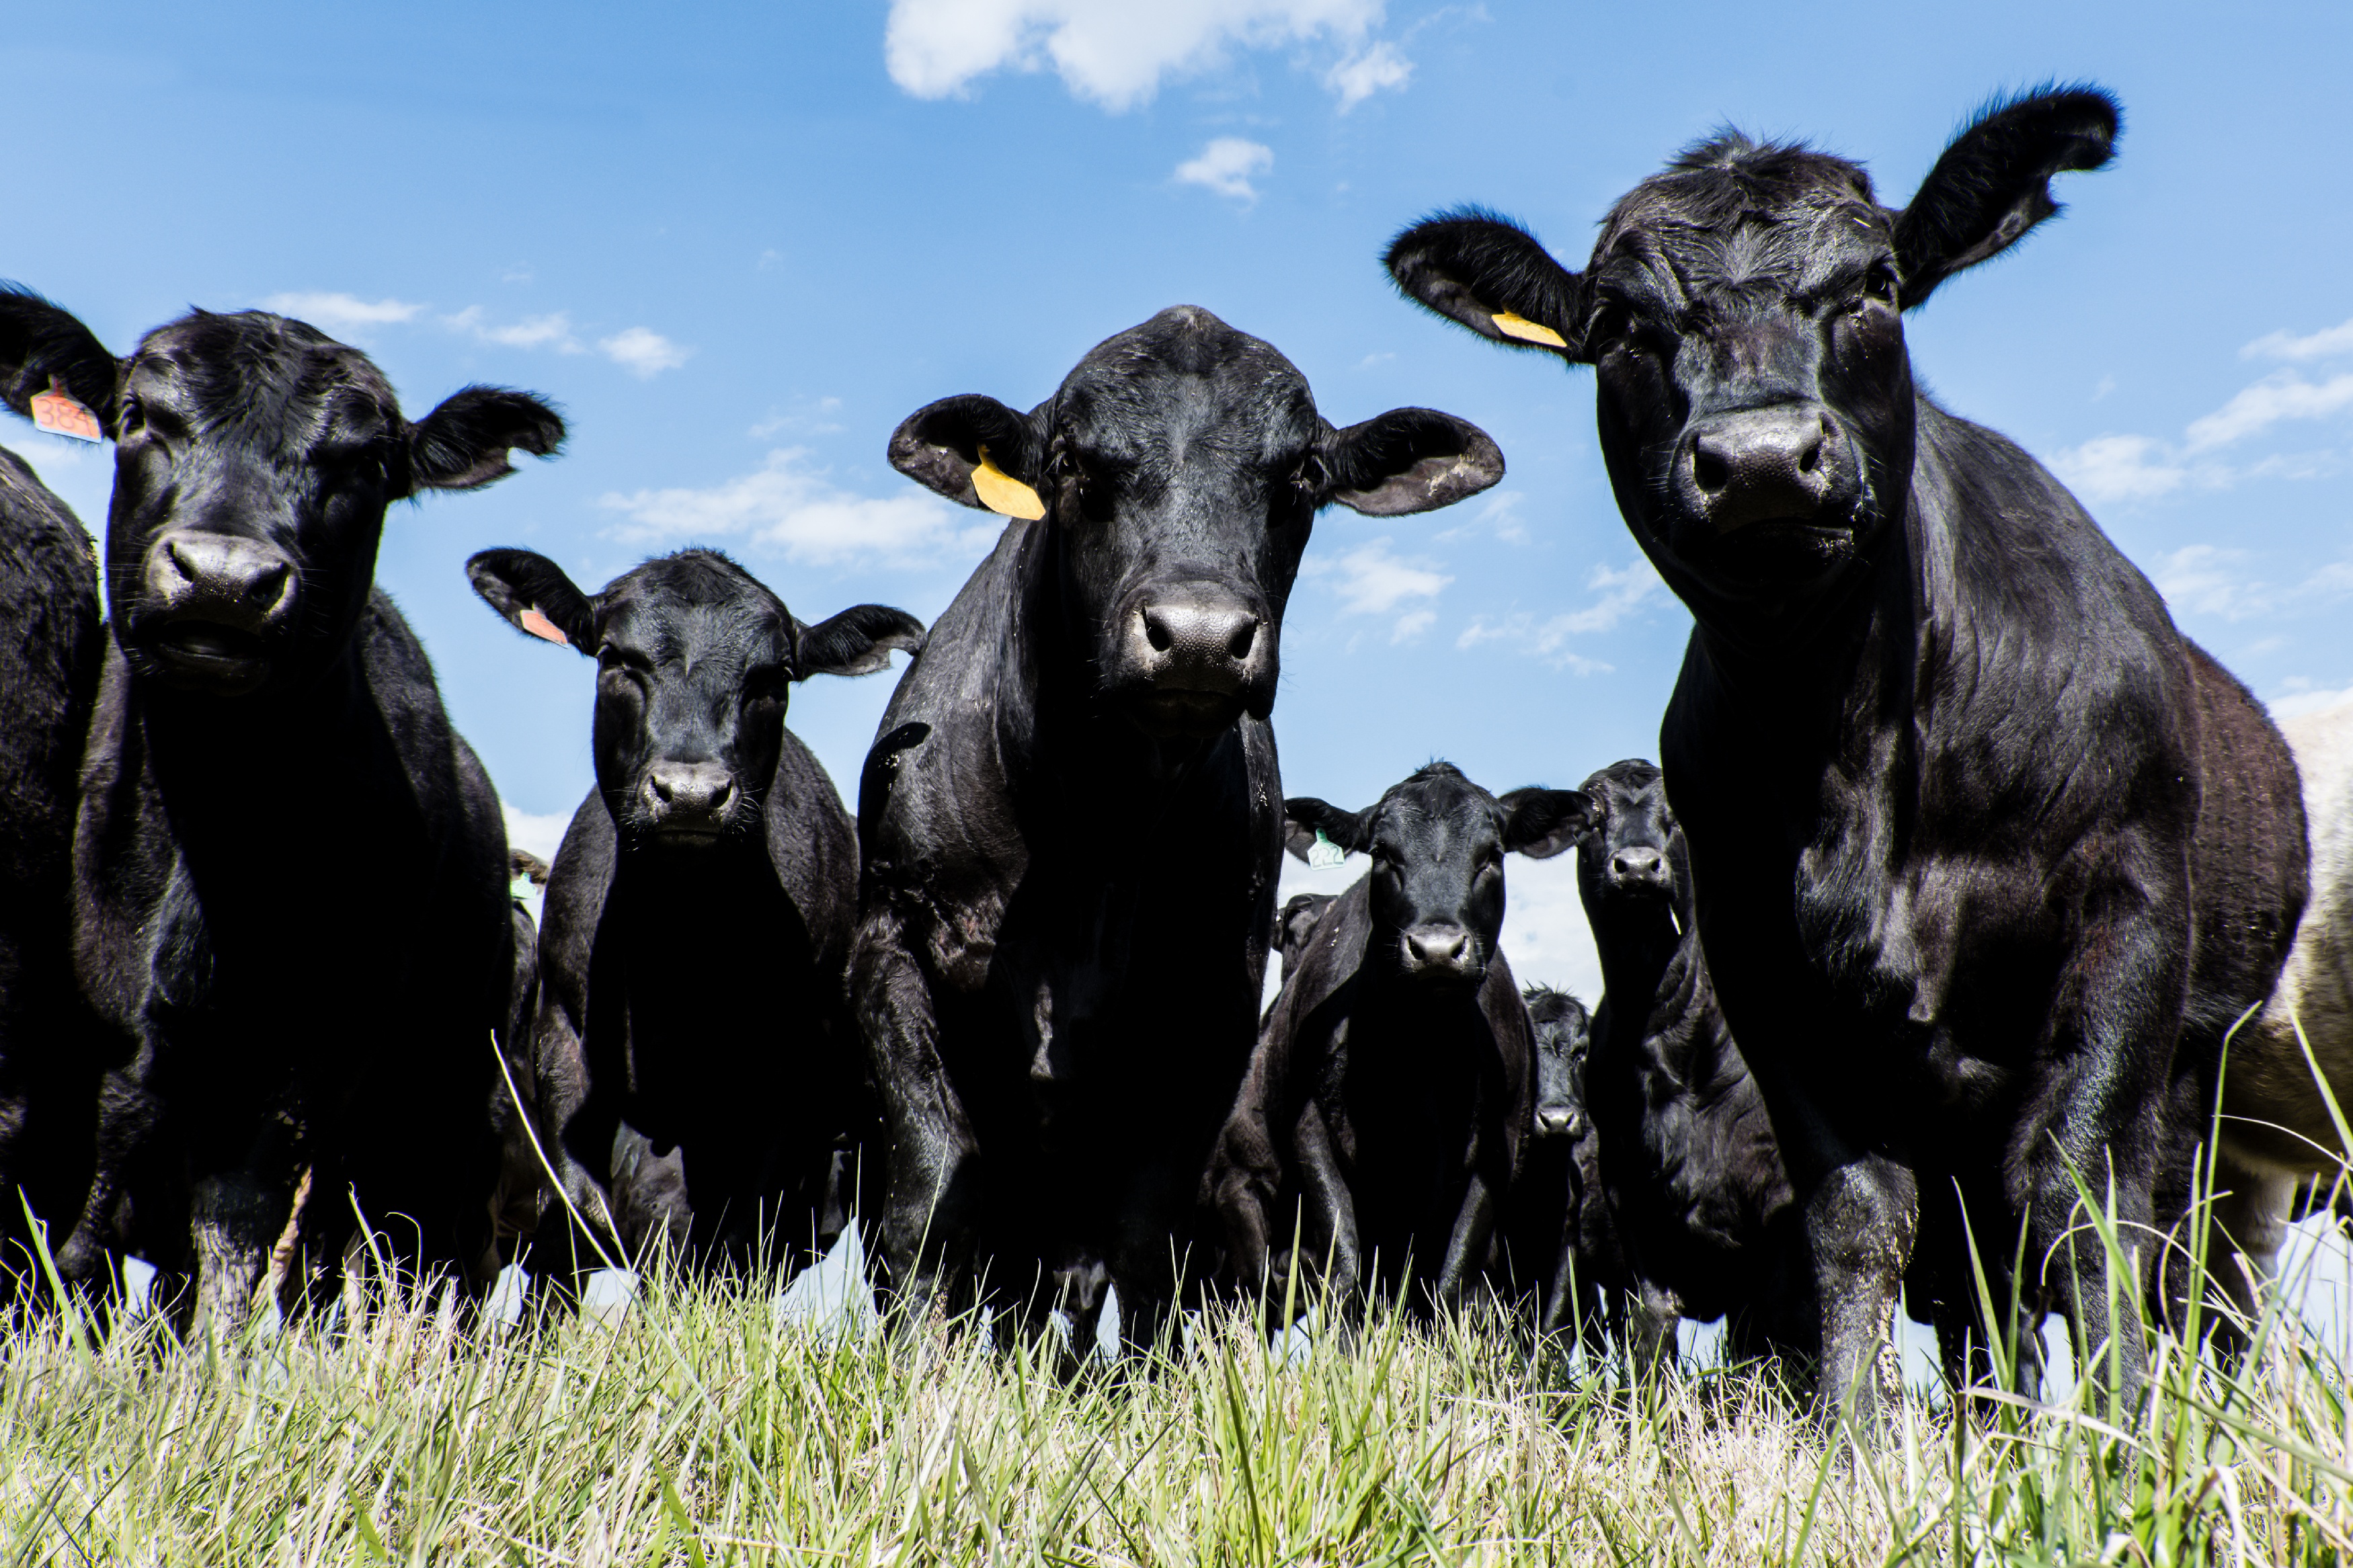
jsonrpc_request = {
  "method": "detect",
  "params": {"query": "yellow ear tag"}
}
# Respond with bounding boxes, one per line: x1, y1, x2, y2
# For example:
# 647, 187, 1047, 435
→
518, 608, 569, 646
1490, 311, 1568, 349
971, 444, 1045, 521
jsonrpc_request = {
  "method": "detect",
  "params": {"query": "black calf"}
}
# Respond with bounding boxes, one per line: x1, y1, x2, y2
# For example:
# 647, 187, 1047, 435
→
469, 547, 920, 1286
1211, 764, 1589, 1313
1271, 893, 1337, 987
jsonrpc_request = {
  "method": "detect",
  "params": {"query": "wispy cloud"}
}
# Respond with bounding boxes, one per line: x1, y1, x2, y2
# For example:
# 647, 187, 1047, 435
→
445, 306, 584, 352
883, 0, 1400, 113
598, 448, 1000, 569
2183, 371, 2353, 452
1455, 559, 1666, 672
262, 292, 426, 339
2243, 316, 2353, 363
1312, 536, 1450, 613
1174, 137, 1273, 204
599, 327, 694, 378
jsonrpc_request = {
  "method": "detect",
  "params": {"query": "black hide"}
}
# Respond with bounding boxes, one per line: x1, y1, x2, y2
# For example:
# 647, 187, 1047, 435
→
1210, 764, 1588, 1315
468, 547, 920, 1285
856, 306, 1504, 1349
1493, 985, 1618, 1348
1271, 893, 1337, 988
18, 299, 564, 1336
1574, 760, 1804, 1377
1384, 87, 2308, 1419
0, 303, 108, 1301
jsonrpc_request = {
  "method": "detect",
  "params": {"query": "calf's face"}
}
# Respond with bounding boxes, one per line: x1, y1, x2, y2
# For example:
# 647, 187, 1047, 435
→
1525, 987, 1592, 1139
1271, 892, 1334, 983
1285, 764, 1589, 991
1383, 88, 2118, 631
1574, 759, 1679, 929
468, 548, 921, 850
1, 293, 563, 697
888, 306, 1502, 739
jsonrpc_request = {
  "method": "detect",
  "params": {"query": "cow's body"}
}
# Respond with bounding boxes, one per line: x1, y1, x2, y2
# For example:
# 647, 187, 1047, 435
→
0, 434, 106, 1302
1494, 985, 1612, 1341
855, 308, 1504, 1346
0, 300, 563, 1335
1386, 88, 2307, 1417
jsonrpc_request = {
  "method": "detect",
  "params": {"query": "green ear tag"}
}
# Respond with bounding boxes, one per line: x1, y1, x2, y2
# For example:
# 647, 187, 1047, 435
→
1306, 831, 1349, 869
510, 876, 538, 901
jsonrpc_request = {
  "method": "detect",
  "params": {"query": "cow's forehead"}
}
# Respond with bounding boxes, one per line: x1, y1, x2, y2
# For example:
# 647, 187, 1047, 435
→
1058, 307, 1317, 456
1378, 770, 1499, 836
130, 312, 399, 429
1591, 147, 1893, 304
600, 554, 788, 660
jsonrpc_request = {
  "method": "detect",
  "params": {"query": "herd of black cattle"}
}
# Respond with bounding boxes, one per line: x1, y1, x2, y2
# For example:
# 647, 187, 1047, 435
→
3, 85, 2346, 1425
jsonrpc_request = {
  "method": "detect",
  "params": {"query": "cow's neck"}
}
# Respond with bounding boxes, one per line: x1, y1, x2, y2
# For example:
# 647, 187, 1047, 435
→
1591, 901, 1681, 1047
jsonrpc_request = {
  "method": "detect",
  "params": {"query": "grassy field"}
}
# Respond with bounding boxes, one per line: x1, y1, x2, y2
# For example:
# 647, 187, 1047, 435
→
4, 1228, 2350, 1568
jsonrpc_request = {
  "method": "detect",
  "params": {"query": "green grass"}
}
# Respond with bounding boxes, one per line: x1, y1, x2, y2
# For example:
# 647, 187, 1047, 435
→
3, 1241, 2348, 1567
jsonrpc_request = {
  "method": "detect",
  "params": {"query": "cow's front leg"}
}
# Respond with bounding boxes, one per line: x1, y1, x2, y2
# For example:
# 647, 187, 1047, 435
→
1434, 1169, 1499, 1311
184, 1095, 305, 1342
1291, 1101, 1360, 1318
853, 912, 980, 1320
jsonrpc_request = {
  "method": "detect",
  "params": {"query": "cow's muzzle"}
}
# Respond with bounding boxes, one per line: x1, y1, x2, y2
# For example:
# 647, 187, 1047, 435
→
1604, 845, 1674, 898
1113, 583, 1275, 737
134, 532, 299, 695
1675, 403, 1861, 534
1533, 1102, 1587, 1141
639, 761, 739, 845
1396, 923, 1483, 987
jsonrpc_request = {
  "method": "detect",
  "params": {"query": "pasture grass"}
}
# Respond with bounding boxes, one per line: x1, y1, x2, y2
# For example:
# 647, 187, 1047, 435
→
2, 1235, 2350, 1567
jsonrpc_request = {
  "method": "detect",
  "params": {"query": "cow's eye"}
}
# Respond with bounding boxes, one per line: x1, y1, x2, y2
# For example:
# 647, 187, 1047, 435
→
1851, 269, 1898, 312
1289, 454, 1325, 497
1589, 305, 1631, 349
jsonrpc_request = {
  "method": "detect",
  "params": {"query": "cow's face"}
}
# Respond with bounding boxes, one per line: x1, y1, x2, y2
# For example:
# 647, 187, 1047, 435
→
1526, 987, 1592, 1139
1286, 765, 1589, 991
1271, 892, 1334, 983
1574, 759, 1678, 928
888, 307, 1502, 741
1384, 88, 2118, 635
0, 298, 565, 698
467, 548, 921, 852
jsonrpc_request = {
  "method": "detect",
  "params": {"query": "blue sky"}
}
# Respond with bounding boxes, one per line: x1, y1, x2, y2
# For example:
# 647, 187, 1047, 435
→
5, 0, 2351, 1005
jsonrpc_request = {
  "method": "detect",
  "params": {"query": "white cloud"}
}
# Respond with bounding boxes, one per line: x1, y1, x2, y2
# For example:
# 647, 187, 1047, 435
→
2243, 317, 2353, 363
2270, 681, 2353, 721
2184, 371, 2353, 452
444, 306, 585, 352
1551, 559, 1664, 635
598, 448, 1000, 569
1310, 536, 1449, 614
1453, 559, 1663, 672
262, 292, 426, 337
599, 327, 694, 378
1390, 608, 1435, 643
2155, 544, 2270, 621
1324, 38, 1410, 110
1174, 136, 1274, 203
884, 0, 1391, 112
2049, 433, 2195, 504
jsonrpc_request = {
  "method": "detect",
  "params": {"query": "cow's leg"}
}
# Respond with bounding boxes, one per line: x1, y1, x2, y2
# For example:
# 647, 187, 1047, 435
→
2200, 1144, 2294, 1352
185, 1097, 305, 1341
1800, 1149, 1916, 1429
852, 918, 980, 1321
1290, 1103, 1359, 1313
1433, 1170, 1499, 1311
1626, 1281, 1680, 1383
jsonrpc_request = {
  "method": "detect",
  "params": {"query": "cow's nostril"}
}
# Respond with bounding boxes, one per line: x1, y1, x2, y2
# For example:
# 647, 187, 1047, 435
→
1143, 611, 1174, 653
1226, 619, 1256, 660
1798, 436, 1822, 474
249, 560, 290, 604
1693, 448, 1729, 493
649, 772, 674, 802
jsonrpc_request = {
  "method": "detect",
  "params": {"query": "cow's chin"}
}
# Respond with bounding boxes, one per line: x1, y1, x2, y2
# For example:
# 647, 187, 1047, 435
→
1667, 513, 1876, 602
1124, 688, 1246, 741
131, 622, 279, 697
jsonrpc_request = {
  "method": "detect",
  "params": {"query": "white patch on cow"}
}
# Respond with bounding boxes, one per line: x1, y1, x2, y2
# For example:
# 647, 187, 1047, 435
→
597, 448, 1000, 569
1173, 137, 1274, 204
883, 0, 1395, 113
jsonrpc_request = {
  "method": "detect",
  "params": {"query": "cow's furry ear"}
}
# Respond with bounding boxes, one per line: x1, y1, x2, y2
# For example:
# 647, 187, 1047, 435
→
1283, 797, 1369, 862
793, 604, 926, 679
406, 386, 566, 494
1499, 788, 1594, 860
0, 284, 121, 435
1322, 409, 1505, 517
1893, 85, 2118, 311
467, 548, 596, 654
887, 393, 1046, 516
1384, 210, 1588, 362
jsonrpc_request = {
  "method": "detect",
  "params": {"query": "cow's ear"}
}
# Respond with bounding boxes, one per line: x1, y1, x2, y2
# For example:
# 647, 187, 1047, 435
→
1384, 211, 1588, 362
887, 393, 1047, 518
467, 548, 596, 654
1322, 409, 1505, 517
793, 604, 926, 680
0, 284, 121, 436
1892, 85, 2118, 311
404, 386, 567, 495
1499, 787, 1595, 860
1283, 796, 1370, 862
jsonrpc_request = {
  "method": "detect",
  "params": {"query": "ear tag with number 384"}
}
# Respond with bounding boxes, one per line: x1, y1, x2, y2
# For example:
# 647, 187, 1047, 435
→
31, 379, 104, 443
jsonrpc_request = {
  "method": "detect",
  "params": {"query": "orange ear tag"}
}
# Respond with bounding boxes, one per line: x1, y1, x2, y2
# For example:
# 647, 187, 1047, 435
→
971, 444, 1045, 520
518, 608, 569, 646
1490, 311, 1568, 349
30, 378, 104, 442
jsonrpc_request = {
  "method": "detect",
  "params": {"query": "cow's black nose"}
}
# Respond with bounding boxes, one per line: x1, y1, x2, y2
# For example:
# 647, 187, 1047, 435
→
1609, 846, 1669, 888
1535, 1105, 1583, 1139
150, 534, 296, 630
1131, 594, 1261, 691
1682, 405, 1846, 531
644, 762, 736, 835
1400, 924, 1475, 978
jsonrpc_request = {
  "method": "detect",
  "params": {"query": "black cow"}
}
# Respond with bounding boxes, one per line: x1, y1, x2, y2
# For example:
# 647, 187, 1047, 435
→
488, 850, 553, 1262
1386, 87, 2308, 1418
1210, 765, 1589, 1314
1494, 984, 1613, 1344
1271, 893, 1337, 987
856, 306, 1504, 1350
469, 548, 920, 1289
0, 293, 110, 1304
1575, 760, 1802, 1377
0, 298, 564, 1336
